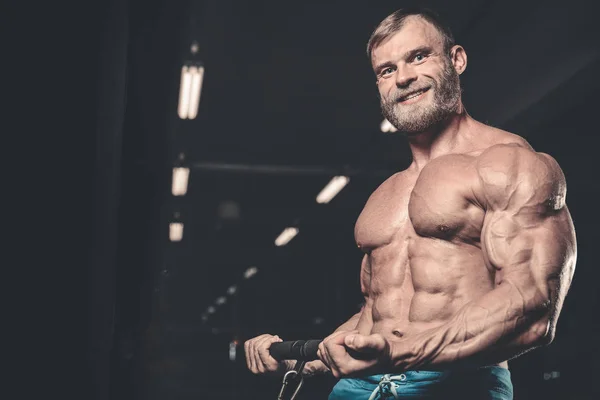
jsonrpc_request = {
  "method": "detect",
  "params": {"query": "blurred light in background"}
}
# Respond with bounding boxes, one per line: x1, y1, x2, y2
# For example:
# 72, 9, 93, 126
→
543, 371, 561, 380
380, 118, 398, 133
172, 167, 190, 196
244, 266, 258, 279
207, 306, 216, 314
229, 341, 237, 361
178, 64, 204, 119
215, 296, 227, 305
275, 227, 299, 246
316, 176, 350, 204
169, 222, 184, 242
227, 285, 237, 295
217, 200, 241, 221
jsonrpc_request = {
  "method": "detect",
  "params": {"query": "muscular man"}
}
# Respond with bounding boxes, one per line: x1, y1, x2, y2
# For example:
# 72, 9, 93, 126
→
245, 8, 576, 399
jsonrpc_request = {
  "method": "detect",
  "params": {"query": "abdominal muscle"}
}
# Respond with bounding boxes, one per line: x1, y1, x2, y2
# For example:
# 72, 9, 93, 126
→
354, 240, 508, 369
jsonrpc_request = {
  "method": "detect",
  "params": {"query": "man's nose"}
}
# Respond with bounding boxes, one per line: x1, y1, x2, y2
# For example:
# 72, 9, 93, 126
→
395, 64, 417, 88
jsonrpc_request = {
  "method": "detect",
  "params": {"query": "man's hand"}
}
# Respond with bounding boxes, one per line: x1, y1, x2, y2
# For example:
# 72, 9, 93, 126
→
244, 334, 293, 376
317, 330, 392, 378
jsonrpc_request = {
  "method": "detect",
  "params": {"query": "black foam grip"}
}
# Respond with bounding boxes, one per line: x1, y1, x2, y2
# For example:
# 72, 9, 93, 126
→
269, 339, 321, 361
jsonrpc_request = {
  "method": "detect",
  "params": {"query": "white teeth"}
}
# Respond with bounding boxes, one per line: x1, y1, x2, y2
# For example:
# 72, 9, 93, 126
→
404, 90, 423, 100
401, 89, 426, 101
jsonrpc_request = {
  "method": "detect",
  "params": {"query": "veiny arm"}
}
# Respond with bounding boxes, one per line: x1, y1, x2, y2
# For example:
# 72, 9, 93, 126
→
390, 144, 577, 370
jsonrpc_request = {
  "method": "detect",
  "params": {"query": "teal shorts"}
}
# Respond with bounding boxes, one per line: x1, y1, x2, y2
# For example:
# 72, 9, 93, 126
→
328, 367, 513, 399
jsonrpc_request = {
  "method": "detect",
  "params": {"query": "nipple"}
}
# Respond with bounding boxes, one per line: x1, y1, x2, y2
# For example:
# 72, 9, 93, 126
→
437, 224, 450, 233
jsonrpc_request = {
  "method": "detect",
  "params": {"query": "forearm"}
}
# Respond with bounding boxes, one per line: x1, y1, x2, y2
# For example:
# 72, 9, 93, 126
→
391, 280, 551, 371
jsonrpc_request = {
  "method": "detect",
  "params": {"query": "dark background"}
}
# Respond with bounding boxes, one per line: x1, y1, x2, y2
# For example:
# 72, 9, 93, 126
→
9, 0, 599, 399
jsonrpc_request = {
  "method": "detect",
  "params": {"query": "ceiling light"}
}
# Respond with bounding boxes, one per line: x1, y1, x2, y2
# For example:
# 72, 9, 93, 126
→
227, 285, 237, 295
244, 267, 258, 279
169, 222, 184, 242
178, 64, 204, 120
207, 306, 216, 314
316, 176, 349, 204
172, 167, 190, 196
215, 296, 227, 305
229, 341, 237, 361
275, 227, 298, 246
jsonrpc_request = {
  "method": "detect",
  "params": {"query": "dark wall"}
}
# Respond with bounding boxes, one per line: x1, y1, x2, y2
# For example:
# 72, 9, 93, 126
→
6, 0, 181, 399
7, 1, 112, 398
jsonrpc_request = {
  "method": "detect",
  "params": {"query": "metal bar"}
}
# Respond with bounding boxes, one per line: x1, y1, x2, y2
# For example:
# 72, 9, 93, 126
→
190, 161, 395, 178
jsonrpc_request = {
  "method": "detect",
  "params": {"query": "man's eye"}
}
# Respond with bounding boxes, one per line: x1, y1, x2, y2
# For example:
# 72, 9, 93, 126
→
381, 67, 394, 76
414, 54, 426, 62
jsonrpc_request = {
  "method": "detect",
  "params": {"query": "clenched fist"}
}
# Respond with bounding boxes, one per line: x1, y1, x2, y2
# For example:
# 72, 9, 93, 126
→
317, 330, 392, 378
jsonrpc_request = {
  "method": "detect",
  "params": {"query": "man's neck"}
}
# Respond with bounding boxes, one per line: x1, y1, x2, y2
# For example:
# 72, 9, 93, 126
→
406, 106, 474, 170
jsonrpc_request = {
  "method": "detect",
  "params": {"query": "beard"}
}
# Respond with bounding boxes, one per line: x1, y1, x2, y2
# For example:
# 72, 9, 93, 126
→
380, 58, 462, 135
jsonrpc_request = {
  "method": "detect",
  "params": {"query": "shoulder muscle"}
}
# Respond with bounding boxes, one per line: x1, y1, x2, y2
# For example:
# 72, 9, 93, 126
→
475, 144, 566, 213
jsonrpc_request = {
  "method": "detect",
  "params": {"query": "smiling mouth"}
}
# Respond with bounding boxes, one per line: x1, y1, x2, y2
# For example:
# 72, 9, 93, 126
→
397, 87, 430, 102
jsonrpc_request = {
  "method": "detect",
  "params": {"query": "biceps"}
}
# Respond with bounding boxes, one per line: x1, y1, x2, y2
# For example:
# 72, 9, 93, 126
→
482, 209, 576, 302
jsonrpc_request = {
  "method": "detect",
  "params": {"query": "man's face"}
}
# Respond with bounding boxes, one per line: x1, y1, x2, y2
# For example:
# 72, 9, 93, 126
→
371, 17, 462, 134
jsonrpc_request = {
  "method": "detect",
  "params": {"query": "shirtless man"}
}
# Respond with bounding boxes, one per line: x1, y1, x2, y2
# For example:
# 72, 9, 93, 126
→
244, 8, 576, 399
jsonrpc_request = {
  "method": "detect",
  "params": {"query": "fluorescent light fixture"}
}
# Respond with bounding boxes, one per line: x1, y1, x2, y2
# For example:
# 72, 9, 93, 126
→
207, 306, 216, 314
178, 65, 205, 120
229, 341, 237, 361
215, 296, 227, 305
169, 222, 184, 242
380, 118, 398, 133
275, 227, 299, 246
244, 266, 258, 279
172, 167, 190, 196
178, 67, 192, 118
316, 176, 350, 204
227, 285, 237, 295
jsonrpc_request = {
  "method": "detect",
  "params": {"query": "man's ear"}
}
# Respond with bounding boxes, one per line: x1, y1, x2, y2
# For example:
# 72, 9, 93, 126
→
450, 45, 467, 75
